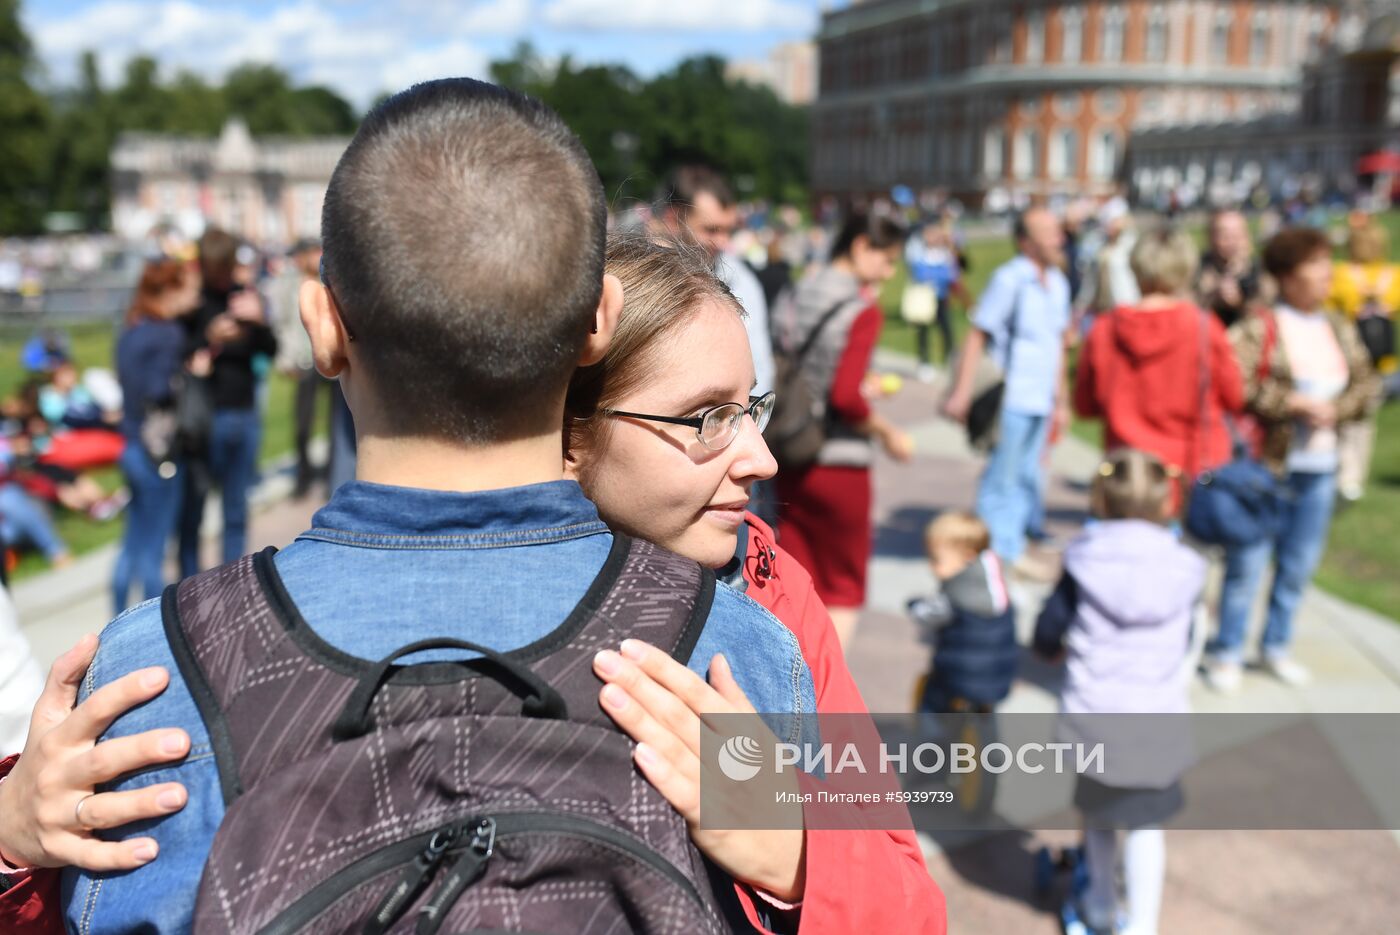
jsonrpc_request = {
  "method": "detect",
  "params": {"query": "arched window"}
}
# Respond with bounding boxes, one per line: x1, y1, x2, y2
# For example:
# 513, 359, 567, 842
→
1146, 5, 1170, 63
1061, 6, 1084, 63
1100, 6, 1127, 63
1091, 129, 1120, 181
1250, 10, 1272, 65
1306, 10, 1328, 59
1212, 6, 1233, 64
1026, 10, 1046, 64
984, 127, 1006, 178
1014, 129, 1040, 180
995, 12, 1014, 64
1049, 127, 1079, 180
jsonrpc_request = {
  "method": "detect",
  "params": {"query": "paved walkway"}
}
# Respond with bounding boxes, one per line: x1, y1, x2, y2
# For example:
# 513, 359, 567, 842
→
12, 363, 1400, 932
853, 351, 1400, 933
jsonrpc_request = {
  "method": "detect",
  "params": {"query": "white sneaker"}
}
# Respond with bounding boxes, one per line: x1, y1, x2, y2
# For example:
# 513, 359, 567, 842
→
1262, 655, 1312, 687
916, 364, 937, 383
1203, 660, 1243, 694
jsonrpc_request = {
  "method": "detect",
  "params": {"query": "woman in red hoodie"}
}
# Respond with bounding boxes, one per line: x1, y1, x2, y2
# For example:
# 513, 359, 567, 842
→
1074, 226, 1245, 511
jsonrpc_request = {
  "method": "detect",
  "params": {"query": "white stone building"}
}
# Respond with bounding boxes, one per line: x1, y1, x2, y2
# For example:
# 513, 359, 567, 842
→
110, 119, 349, 245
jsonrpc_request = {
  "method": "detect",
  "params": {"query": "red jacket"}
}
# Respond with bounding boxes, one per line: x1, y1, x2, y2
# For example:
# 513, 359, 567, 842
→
732, 515, 948, 935
0, 755, 64, 935
2, 522, 949, 935
1075, 301, 1244, 478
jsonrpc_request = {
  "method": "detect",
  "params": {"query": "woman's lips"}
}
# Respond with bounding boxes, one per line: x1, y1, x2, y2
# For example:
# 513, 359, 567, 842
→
704, 502, 749, 527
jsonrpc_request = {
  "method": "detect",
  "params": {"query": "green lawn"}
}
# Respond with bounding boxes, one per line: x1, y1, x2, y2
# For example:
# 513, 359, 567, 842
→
875, 226, 1398, 621
3, 319, 300, 582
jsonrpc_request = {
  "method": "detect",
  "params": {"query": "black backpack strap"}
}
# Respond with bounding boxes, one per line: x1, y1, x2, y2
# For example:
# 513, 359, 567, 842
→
161, 551, 281, 805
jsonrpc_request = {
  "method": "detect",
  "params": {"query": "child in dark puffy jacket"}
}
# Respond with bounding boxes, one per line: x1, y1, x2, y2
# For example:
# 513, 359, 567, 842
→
907, 511, 1019, 714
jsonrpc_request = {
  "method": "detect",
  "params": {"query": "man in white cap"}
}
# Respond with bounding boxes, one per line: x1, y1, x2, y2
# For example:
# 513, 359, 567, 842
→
1074, 196, 1140, 332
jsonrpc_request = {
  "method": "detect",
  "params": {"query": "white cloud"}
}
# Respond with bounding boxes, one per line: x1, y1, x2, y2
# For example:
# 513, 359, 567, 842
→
25, 0, 497, 109
380, 40, 491, 95
541, 0, 816, 32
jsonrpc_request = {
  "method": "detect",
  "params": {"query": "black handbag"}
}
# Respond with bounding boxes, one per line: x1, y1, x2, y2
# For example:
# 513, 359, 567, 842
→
174, 373, 214, 457
1357, 315, 1395, 368
1182, 311, 1289, 546
961, 279, 1026, 453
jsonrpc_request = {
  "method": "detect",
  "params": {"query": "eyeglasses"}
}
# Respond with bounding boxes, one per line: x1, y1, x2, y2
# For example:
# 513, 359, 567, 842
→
319, 256, 356, 342
601, 391, 776, 451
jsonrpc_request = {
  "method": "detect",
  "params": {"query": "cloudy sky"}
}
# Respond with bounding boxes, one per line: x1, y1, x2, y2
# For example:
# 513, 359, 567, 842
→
26, 0, 838, 108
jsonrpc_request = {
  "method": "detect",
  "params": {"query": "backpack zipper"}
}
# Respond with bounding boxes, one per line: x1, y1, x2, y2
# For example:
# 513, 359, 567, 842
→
414, 818, 496, 935
363, 825, 460, 935
414, 813, 712, 934
258, 812, 708, 935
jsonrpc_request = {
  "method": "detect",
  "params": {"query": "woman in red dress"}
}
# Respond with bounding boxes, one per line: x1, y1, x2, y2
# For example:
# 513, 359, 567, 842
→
775, 214, 913, 645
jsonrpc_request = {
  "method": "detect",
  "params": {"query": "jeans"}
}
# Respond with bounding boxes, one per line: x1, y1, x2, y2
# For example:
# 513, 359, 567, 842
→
1212, 470, 1336, 663
111, 443, 183, 614
977, 409, 1051, 562
0, 482, 66, 560
913, 298, 956, 367
179, 407, 261, 575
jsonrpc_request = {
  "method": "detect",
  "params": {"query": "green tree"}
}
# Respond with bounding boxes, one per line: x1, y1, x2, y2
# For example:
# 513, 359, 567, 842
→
0, 0, 53, 233
48, 51, 114, 228
112, 55, 174, 131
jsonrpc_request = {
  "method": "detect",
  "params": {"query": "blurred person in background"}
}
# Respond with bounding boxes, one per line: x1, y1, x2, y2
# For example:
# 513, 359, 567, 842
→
1074, 227, 1244, 514
1197, 209, 1271, 329
270, 237, 341, 499
111, 259, 202, 614
1327, 214, 1397, 502
1207, 229, 1380, 693
752, 232, 792, 312
775, 213, 913, 646
655, 166, 774, 399
0, 579, 42, 755
176, 229, 277, 576
944, 208, 1073, 581
0, 475, 71, 569
1074, 198, 1140, 335
902, 218, 967, 380
656, 165, 777, 523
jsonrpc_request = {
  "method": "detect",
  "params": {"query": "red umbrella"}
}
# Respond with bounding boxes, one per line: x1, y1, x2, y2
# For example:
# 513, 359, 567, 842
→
1357, 151, 1400, 174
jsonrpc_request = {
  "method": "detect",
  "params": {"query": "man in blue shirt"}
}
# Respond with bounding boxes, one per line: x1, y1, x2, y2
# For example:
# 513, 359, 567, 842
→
50, 79, 816, 933
943, 208, 1072, 572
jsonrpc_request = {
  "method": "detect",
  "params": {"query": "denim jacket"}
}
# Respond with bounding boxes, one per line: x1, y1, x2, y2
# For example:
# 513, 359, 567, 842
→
62, 479, 816, 934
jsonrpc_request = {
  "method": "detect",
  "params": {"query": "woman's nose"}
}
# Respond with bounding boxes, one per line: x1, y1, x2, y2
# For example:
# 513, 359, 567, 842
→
730, 411, 778, 482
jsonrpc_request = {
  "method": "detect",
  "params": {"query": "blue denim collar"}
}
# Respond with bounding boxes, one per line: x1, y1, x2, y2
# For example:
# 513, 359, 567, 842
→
299, 479, 610, 550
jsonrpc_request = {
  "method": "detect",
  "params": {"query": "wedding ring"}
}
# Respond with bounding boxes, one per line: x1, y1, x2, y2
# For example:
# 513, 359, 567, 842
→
74, 794, 96, 830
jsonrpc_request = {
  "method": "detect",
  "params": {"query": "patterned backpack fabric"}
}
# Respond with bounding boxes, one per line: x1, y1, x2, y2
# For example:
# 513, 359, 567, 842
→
162, 535, 737, 934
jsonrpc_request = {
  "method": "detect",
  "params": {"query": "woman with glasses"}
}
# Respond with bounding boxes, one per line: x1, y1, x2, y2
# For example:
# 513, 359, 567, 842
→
563, 234, 943, 931
1, 235, 946, 934
774, 214, 914, 646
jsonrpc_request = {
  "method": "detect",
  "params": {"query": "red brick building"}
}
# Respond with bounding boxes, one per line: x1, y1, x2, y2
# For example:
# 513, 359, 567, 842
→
813, 0, 1350, 208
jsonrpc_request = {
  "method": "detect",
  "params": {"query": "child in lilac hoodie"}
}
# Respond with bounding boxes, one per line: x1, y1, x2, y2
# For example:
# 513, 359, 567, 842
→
1034, 449, 1206, 935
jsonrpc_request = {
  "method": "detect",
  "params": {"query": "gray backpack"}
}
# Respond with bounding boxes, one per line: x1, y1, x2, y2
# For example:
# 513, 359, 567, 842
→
163, 535, 742, 934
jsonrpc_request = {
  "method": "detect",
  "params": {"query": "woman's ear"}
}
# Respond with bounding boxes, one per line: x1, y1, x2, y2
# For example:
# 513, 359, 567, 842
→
300, 279, 351, 379
578, 273, 622, 367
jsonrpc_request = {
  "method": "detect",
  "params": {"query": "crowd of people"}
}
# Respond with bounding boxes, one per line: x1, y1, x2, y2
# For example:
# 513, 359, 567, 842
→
0, 74, 1394, 935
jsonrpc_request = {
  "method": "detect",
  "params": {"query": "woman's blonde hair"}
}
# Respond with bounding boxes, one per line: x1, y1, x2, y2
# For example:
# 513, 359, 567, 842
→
1347, 219, 1389, 265
564, 233, 744, 460
1129, 227, 1200, 297
1090, 448, 1176, 522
